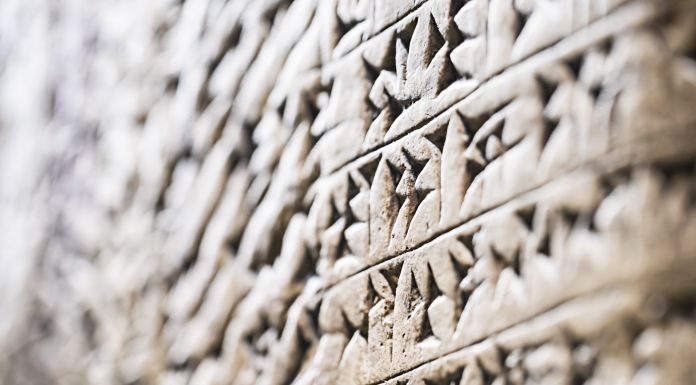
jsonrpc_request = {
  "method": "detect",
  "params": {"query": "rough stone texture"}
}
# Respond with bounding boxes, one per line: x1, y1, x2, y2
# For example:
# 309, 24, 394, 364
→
1, 0, 696, 384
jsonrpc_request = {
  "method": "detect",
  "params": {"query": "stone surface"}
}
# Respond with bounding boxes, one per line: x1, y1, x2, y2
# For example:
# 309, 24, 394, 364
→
1, 0, 696, 384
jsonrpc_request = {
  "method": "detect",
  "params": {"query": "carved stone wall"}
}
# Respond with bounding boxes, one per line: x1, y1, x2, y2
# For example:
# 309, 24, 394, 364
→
1, 0, 696, 384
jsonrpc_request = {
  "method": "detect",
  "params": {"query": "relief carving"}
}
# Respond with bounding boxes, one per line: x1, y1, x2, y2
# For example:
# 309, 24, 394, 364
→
0, 0, 695, 384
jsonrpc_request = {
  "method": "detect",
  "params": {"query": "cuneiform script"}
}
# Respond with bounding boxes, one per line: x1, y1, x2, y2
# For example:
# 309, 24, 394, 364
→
1, 0, 696, 384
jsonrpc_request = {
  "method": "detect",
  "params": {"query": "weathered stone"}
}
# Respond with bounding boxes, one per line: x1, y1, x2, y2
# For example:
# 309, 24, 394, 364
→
1, 0, 696, 384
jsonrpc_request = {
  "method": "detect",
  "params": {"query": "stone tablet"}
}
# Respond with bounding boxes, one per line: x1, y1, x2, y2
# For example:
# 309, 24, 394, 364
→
0, 0, 695, 384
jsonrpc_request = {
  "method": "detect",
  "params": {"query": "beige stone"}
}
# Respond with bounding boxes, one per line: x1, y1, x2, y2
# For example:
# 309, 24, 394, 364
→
1, 0, 695, 384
